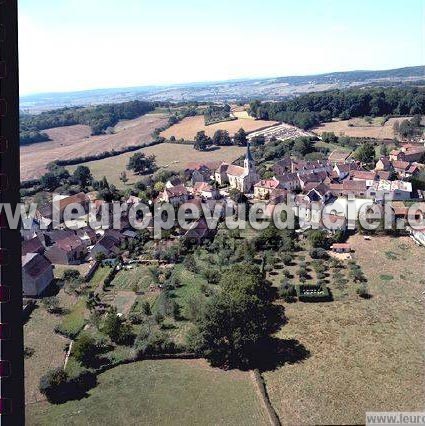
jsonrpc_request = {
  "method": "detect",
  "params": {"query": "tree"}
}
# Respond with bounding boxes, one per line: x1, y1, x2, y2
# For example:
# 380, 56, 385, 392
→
102, 308, 133, 344
212, 130, 231, 146
39, 368, 69, 402
154, 181, 165, 192
183, 254, 197, 272
307, 230, 328, 249
119, 171, 129, 184
63, 269, 82, 283
354, 142, 375, 164
233, 128, 247, 146
380, 144, 389, 157
194, 264, 276, 369
194, 131, 211, 151
42, 296, 60, 314
40, 172, 60, 191
73, 333, 98, 366
321, 132, 338, 144
73, 165, 92, 187
127, 153, 157, 175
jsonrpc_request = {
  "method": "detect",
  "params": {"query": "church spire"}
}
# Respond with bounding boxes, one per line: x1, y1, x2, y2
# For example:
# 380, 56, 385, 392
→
246, 141, 253, 162
244, 141, 255, 171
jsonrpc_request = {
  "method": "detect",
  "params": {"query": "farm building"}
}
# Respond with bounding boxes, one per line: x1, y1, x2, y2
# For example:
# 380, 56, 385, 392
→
22, 253, 54, 297
331, 243, 351, 253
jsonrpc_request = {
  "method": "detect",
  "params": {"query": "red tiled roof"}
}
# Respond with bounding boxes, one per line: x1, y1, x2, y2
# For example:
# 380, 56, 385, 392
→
254, 179, 280, 189
331, 243, 350, 249
350, 170, 377, 180
165, 185, 188, 197
392, 160, 410, 170
226, 164, 246, 177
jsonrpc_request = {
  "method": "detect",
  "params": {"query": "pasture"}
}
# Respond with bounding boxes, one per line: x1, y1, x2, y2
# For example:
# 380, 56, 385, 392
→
160, 115, 279, 140
68, 143, 246, 188
312, 116, 409, 139
20, 113, 169, 180
264, 235, 425, 424
27, 359, 269, 425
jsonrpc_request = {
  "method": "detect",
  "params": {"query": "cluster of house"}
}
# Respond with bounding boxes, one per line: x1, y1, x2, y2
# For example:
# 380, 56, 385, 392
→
21, 142, 425, 298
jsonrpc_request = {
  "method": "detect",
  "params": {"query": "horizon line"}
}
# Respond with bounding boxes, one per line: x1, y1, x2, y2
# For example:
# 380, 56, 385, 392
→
19, 63, 425, 98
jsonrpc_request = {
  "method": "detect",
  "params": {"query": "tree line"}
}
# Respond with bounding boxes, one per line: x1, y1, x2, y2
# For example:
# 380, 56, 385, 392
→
249, 86, 425, 129
20, 100, 155, 142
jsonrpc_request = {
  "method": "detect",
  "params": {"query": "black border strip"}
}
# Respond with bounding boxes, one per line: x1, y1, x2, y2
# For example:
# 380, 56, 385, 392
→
0, 0, 25, 423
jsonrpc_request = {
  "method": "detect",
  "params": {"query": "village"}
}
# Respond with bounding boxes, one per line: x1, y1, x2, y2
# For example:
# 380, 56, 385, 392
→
20, 106, 425, 424
22, 135, 425, 299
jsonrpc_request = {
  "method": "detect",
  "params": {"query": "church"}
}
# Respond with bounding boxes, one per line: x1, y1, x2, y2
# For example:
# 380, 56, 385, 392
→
220, 143, 259, 193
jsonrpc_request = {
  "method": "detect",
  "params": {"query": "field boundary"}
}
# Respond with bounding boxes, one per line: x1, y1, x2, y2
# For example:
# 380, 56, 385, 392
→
20, 139, 165, 186
252, 369, 281, 426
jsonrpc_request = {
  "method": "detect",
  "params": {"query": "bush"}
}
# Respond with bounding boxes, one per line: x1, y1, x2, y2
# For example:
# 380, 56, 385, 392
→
73, 333, 98, 367
39, 368, 69, 403
133, 328, 176, 357
278, 283, 297, 302
296, 284, 332, 302
42, 296, 61, 314
309, 248, 329, 260
356, 283, 371, 299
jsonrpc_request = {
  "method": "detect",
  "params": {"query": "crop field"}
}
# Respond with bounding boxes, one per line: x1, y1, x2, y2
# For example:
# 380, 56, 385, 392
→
312, 116, 409, 140
68, 143, 246, 188
27, 359, 269, 425
263, 235, 425, 425
20, 113, 169, 180
160, 115, 279, 140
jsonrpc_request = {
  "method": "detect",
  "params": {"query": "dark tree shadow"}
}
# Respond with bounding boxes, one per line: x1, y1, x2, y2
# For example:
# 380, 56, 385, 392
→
253, 337, 311, 372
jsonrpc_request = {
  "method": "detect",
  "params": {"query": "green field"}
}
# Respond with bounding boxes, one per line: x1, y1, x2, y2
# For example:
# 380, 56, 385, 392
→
55, 299, 87, 338
27, 359, 269, 426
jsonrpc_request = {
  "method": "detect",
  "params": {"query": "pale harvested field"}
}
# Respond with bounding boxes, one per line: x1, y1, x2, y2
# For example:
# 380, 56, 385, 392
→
69, 143, 245, 188
264, 235, 425, 425
160, 115, 279, 140
313, 117, 410, 139
232, 110, 254, 119
20, 113, 169, 180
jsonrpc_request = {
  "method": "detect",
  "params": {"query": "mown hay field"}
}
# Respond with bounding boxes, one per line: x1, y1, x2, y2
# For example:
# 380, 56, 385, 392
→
20, 113, 169, 180
68, 143, 246, 188
264, 235, 425, 425
312, 116, 409, 139
160, 115, 279, 140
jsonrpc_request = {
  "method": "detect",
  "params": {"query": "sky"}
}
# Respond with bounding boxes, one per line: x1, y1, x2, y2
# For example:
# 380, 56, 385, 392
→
19, 0, 425, 95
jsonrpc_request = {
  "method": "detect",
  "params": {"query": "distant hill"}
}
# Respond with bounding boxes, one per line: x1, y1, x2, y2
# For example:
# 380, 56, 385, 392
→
21, 65, 425, 112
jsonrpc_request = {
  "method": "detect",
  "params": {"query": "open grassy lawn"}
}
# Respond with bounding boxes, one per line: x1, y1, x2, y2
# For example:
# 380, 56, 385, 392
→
55, 299, 88, 339
27, 359, 269, 426
68, 143, 246, 188
172, 264, 208, 304
86, 265, 112, 291
264, 235, 425, 425
24, 307, 69, 405
24, 288, 81, 404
